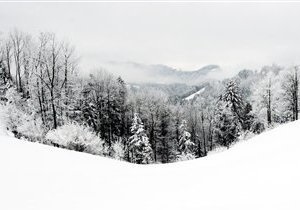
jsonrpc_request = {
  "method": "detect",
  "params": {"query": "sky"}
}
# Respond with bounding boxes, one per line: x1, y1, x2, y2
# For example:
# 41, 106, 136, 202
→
1, 2, 300, 74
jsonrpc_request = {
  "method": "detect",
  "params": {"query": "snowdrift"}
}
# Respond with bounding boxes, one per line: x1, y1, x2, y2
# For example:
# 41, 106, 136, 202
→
0, 121, 299, 210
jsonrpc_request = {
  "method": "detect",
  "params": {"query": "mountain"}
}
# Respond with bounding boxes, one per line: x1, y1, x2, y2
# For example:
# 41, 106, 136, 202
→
99, 61, 221, 84
0, 114, 299, 210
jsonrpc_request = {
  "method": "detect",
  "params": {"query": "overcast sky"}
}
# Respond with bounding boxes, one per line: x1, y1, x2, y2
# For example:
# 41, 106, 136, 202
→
1, 2, 300, 73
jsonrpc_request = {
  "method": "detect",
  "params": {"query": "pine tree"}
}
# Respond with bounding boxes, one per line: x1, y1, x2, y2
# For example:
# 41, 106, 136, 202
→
116, 76, 129, 138
128, 113, 153, 164
214, 102, 240, 148
177, 120, 196, 159
282, 67, 299, 121
213, 81, 245, 148
80, 72, 128, 148
242, 102, 255, 131
0, 58, 12, 104
0, 59, 7, 84
222, 80, 244, 124
156, 106, 175, 163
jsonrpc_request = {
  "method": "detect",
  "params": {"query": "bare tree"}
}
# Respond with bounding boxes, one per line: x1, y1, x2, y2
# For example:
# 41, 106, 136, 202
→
22, 35, 32, 97
1, 39, 13, 80
33, 33, 49, 125
62, 42, 76, 100
10, 29, 25, 92
34, 33, 63, 129
46, 34, 62, 129
60, 41, 77, 119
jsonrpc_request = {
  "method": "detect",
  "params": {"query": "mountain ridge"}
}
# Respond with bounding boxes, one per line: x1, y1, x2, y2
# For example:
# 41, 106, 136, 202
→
100, 61, 222, 84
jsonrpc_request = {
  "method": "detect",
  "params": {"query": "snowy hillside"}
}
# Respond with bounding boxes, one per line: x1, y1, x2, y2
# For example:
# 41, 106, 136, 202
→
184, 87, 206, 101
0, 120, 299, 210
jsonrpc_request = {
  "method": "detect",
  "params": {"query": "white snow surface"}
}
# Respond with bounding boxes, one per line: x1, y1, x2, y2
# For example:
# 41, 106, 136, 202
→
184, 87, 205, 100
0, 119, 299, 210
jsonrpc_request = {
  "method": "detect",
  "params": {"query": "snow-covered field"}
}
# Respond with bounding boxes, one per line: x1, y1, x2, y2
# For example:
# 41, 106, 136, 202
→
0, 119, 299, 210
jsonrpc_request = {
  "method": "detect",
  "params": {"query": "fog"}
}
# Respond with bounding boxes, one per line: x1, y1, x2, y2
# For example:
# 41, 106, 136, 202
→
1, 2, 300, 79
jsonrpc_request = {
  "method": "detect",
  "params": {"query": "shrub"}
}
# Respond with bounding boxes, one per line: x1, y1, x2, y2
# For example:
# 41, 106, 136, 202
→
176, 153, 196, 161
112, 140, 125, 161
251, 120, 265, 134
3, 88, 45, 141
45, 122, 107, 156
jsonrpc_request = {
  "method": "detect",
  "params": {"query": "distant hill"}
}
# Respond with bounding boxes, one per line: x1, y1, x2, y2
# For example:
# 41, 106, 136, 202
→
100, 61, 222, 84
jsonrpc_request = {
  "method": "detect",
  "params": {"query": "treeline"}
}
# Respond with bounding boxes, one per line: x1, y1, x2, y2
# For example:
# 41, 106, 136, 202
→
0, 30, 299, 164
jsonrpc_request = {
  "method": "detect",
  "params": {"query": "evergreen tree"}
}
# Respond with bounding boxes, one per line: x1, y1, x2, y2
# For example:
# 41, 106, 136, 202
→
81, 72, 128, 148
214, 102, 240, 148
0, 59, 10, 104
156, 106, 175, 163
116, 76, 129, 137
0, 59, 7, 84
213, 81, 244, 148
242, 102, 255, 131
128, 113, 153, 164
222, 80, 244, 124
282, 67, 299, 121
177, 120, 196, 158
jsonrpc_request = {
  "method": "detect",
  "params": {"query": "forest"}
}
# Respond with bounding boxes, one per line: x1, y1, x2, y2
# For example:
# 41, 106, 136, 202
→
0, 29, 299, 164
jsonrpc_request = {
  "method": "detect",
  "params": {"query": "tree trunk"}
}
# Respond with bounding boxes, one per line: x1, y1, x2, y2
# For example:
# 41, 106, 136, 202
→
50, 90, 57, 129
5, 47, 11, 80
294, 69, 298, 121
267, 79, 272, 125
201, 113, 207, 156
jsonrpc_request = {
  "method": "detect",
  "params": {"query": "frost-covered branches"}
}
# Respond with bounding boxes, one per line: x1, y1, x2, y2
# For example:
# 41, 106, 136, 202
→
128, 113, 153, 164
1, 29, 300, 164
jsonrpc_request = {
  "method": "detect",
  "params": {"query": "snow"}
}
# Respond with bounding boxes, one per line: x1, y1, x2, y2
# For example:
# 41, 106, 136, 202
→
184, 87, 205, 100
0, 118, 299, 210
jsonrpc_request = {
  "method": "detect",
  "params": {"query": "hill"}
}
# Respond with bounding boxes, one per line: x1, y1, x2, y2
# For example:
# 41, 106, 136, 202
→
100, 61, 221, 84
0, 117, 299, 209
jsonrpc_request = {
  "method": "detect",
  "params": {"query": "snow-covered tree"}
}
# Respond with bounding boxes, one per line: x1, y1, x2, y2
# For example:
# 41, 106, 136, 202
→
177, 120, 196, 159
214, 101, 241, 148
4, 87, 45, 141
222, 80, 244, 124
130, 88, 168, 162
112, 139, 125, 161
81, 71, 129, 148
156, 105, 176, 163
251, 71, 282, 125
128, 113, 153, 164
0, 38, 13, 81
281, 67, 299, 121
0, 58, 7, 84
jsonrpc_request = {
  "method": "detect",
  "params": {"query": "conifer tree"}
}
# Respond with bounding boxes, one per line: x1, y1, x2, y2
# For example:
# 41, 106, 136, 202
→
282, 67, 299, 121
222, 80, 244, 124
214, 102, 240, 148
128, 113, 153, 164
242, 102, 255, 131
177, 120, 196, 160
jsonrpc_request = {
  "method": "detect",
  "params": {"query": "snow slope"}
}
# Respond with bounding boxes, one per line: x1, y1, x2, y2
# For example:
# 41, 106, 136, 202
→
184, 87, 205, 101
0, 120, 299, 210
